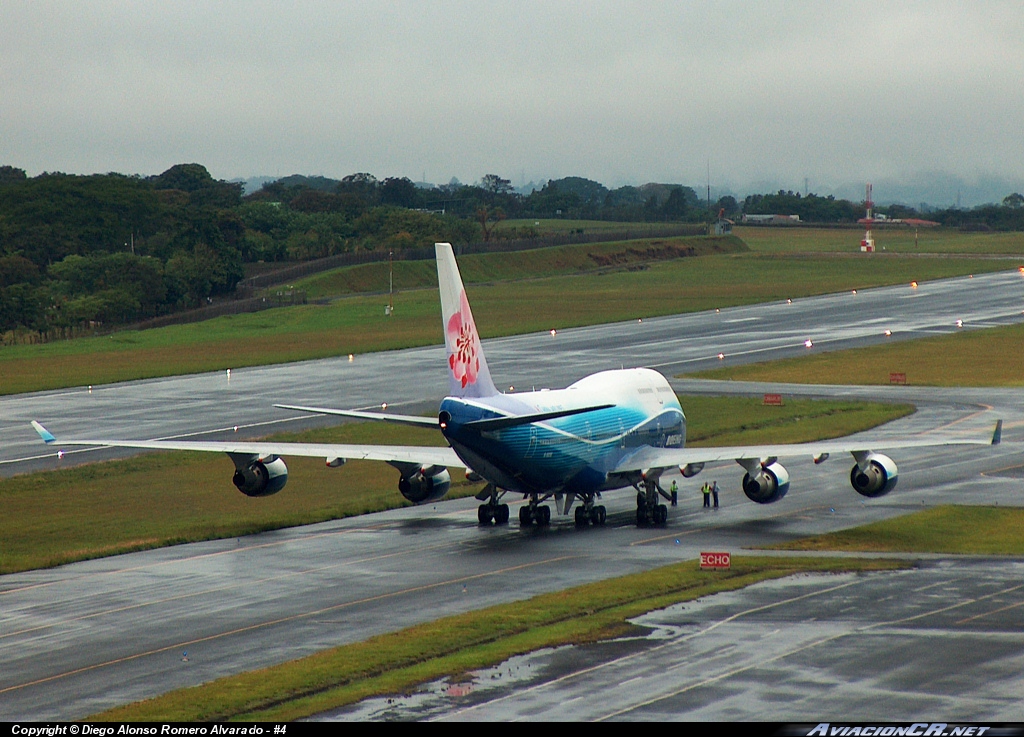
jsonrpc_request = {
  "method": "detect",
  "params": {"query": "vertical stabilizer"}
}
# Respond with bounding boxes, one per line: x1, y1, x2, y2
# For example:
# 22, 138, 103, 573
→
436, 242, 498, 398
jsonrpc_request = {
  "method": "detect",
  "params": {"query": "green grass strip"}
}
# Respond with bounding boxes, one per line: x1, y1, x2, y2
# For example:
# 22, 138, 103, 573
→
292, 234, 743, 298
682, 396, 914, 447
768, 505, 1024, 555
733, 225, 1024, 255
92, 556, 905, 722
688, 320, 1024, 387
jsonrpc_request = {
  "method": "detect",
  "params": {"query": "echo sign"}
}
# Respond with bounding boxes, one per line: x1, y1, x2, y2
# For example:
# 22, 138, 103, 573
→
700, 551, 731, 570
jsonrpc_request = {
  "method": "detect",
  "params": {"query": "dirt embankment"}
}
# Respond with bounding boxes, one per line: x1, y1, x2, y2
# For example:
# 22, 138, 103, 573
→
586, 235, 747, 269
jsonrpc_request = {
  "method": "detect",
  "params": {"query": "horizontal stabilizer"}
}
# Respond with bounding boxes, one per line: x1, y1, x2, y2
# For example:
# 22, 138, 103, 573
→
275, 404, 439, 428
31, 420, 56, 444
464, 404, 615, 432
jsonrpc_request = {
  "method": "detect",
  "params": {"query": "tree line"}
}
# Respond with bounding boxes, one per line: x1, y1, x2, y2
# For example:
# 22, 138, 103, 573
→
741, 189, 1024, 228
0, 165, 476, 333
0, 167, 722, 333
2, 162, 1023, 335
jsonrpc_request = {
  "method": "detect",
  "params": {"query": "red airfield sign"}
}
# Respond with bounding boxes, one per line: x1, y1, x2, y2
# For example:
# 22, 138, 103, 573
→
700, 551, 732, 570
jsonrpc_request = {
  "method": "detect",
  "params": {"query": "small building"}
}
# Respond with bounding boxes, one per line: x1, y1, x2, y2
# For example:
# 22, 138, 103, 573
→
741, 214, 801, 224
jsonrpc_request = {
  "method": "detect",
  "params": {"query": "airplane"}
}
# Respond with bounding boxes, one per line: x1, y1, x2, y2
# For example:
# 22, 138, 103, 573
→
32, 243, 1004, 529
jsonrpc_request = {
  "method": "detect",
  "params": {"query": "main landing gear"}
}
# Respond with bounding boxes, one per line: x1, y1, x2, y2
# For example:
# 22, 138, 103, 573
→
477, 483, 510, 525
574, 495, 607, 528
519, 501, 551, 527
635, 479, 669, 527
478, 502, 510, 525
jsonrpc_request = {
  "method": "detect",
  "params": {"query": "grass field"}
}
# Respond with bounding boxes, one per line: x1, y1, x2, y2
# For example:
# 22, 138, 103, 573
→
690, 320, 1024, 387
495, 218, 693, 234
735, 225, 1024, 254
93, 555, 905, 722
0, 395, 911, 575
293, 234, 744, 298
0, 237, 1013, 395
766, 505, 1024, 555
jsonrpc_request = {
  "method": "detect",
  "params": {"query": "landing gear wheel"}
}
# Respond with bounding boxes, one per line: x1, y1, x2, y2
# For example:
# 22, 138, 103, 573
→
654, 504, 668, 525
494, 504, 510, 525
636, 506, 648, 527
535, 505, 551, 526
575, 506, 588, 527
519, 505, 534, 526
478, 504, 493, 525
590, 505, 607, 525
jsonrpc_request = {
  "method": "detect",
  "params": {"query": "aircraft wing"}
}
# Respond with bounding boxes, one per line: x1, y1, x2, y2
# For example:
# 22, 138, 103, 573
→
612, 423, 1002, 473
31, 422, 465, 468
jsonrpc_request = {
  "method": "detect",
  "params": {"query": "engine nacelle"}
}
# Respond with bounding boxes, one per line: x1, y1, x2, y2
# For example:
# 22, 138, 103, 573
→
850, 453, 898, 498
398, 466, 451, 504
742, 461, 790, 504
232, 456, 289, 497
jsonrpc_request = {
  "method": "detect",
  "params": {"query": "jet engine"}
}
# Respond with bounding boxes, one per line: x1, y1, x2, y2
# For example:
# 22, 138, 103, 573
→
232, 456, 289, 497
850, 452, 898, 498
741, 461, 790, 504
398, 465, 451, 504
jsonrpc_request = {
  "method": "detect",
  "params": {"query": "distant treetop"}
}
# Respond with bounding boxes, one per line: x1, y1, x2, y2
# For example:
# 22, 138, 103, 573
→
0, 165, 28, 185
150, 163, 216, 192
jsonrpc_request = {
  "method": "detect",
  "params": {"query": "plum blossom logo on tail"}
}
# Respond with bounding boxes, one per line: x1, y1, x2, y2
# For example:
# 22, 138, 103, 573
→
447, 290, 481, 388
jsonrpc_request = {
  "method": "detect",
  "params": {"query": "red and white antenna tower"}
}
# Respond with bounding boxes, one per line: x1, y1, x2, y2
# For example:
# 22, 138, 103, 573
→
860, 183, 875, 252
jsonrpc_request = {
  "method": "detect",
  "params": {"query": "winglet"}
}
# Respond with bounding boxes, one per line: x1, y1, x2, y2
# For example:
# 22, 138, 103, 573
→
992, 419, 1002, 445
31, 421, 56, 444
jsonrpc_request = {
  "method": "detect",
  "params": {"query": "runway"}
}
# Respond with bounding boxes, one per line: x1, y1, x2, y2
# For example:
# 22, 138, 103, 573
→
1, 270, 1023, 720
2, 268, 1023, 475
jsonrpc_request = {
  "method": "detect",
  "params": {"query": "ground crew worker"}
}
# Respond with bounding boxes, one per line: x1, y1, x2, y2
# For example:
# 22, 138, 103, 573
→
669, 479, 678, 506
701, 481, 711, 508
711, 480, 719, 508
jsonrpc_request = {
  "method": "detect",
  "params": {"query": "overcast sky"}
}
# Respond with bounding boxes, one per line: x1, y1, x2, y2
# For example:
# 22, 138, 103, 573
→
2, 1, 1023, 202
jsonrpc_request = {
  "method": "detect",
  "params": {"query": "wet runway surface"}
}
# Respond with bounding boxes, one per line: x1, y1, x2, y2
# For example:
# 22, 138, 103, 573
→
1, 270, 1023, 720
338, 560, 1024, 721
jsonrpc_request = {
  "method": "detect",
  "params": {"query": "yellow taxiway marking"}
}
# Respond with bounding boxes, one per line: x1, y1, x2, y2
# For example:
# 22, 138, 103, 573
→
0, 520, 398, 597
0, 555, 579, 696
0, 537, 457, 642
629, 505, 837, 546
955, 598, 1024, 626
